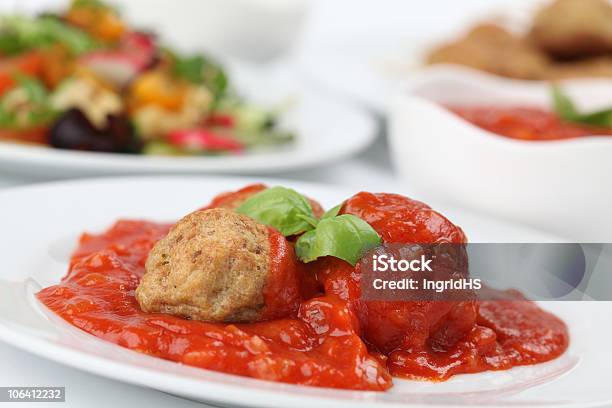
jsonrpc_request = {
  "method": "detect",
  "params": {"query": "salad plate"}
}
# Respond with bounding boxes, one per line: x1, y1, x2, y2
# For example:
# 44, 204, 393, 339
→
0, 64, 376, 177
0, 176, 610, 408
0, 0, 376, 176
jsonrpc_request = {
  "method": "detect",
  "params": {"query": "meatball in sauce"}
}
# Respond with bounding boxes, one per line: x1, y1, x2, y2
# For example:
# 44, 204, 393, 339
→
136, 208, 302, 322
37, 185, 569, 389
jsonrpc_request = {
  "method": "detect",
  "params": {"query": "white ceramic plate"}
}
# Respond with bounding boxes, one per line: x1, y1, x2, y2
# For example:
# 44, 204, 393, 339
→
0, 176, 609, 407
0, 63, 376, 178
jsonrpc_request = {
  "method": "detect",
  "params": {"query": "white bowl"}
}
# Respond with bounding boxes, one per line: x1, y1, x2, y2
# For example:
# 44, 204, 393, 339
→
388, 66, 612, 241
117, 0, 311, 61
3, 0, 311, 61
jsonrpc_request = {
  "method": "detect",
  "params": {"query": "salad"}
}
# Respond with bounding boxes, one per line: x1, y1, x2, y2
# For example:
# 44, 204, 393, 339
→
0, 0, 293, 155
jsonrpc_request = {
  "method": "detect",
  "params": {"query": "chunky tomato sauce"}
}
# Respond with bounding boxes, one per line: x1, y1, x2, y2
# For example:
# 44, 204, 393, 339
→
449, 106, 612, 141
37, 189, 569, 390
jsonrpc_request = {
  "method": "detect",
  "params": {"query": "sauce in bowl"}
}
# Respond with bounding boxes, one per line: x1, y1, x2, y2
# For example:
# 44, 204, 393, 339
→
449, 106, 612, 141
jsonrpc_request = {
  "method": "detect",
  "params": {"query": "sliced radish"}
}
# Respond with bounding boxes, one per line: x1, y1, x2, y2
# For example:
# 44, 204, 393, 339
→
79, 52, 144, 87
79, 32, 156, 87
123, 32, 156, 57
168, 129, 244, 153
206, 113, 235, 128
123, 32, 156, 67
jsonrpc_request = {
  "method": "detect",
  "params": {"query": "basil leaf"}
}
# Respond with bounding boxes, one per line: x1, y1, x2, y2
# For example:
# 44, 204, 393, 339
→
295, 214, 381, 266
579, 109, 612, 128
552, 86, 578, 120
552, 86, 612, 128
321, 203, 343, 220
236, 186, 316, 236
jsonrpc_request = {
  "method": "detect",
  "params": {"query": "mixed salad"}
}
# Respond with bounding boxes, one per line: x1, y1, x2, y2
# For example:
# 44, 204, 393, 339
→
0, 0, 293, 155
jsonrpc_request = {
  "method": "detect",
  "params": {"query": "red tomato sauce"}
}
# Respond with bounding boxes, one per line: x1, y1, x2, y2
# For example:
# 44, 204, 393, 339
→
449, 106, 612, 141
38, 220, 392, 390
37, 189, 569, 389
259, 227, 303, 320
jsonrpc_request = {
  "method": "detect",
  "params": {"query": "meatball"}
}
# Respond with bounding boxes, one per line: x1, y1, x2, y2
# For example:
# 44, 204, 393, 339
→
348, 193, 476, 353
202, 184, 325, 218
427, 24, 550, 80
313, 192, 476, 354
342, 192, 467, 244
529, 0, 612, 59
136, 208, 302, 322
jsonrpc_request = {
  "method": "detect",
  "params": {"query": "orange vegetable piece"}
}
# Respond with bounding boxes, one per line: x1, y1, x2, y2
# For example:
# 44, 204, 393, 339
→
66, 5, 126, 43
128, 70, 189, 112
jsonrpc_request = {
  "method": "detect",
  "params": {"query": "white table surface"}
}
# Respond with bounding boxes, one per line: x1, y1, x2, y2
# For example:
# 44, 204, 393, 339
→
0, 1, 533, 406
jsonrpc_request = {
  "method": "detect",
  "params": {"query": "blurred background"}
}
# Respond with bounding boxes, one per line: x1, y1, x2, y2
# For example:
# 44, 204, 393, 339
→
0, 0, 610, 237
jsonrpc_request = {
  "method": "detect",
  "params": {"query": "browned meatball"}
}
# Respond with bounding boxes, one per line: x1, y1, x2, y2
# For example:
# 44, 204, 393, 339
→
427, 24, 550, 80
136, 208, 302, 322
529, 0, 612, 59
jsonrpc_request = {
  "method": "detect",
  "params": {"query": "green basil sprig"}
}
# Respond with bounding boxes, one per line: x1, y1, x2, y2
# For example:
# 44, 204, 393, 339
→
295, 214, 381, 266
236, 186, 318, 236
236, 187, 381, 265
552, 86, 612, 128
321, 203, 342, 219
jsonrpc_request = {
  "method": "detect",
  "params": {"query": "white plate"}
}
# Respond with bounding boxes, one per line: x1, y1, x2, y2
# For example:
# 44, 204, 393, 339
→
0, 64, 376, 177
0, 176, 609, 408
